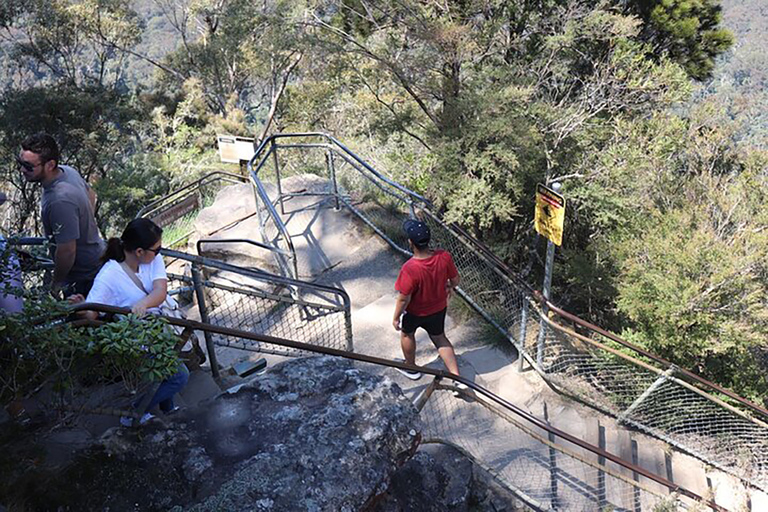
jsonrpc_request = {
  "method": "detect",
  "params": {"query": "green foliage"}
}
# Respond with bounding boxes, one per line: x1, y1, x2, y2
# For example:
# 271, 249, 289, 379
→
85, 314, 181, 392
630, 0, 734, 79
0, 294, 75, 404
570, 101, 768, 398
1, 298, 181, 404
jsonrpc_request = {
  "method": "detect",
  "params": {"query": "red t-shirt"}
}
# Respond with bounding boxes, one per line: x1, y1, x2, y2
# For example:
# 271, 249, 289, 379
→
395, 249, 459, 316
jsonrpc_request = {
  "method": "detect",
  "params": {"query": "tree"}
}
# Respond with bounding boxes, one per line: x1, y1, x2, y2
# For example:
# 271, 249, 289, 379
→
628, 0, 734, 80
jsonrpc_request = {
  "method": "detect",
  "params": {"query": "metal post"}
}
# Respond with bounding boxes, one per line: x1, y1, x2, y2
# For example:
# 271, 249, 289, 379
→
536, 181, 561, 369
598, 424, 606, 507
191, 263, 220, 380
272, 140, 285, 216
518, 299, 528, 371
327, 149, 340, 211
536, 239, 555, 368
631, 439, 641, 512
544, 402, 559, 510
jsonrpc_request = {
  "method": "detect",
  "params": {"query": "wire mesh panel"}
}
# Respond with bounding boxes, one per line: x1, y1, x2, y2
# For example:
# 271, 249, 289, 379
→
421, 388, 691, 512
201, 280, 348, 356
163, 250, 352, 358
517, 313, 768, 489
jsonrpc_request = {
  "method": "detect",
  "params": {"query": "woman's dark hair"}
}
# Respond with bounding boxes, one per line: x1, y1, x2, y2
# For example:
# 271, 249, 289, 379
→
103, 218, 163, 263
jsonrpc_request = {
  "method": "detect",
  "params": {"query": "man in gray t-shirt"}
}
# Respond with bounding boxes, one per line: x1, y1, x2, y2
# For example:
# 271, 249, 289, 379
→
19, 133, 104, 296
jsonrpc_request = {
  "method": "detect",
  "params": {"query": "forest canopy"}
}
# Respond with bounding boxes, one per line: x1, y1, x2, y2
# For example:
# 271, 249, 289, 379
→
0, 0, 766, 400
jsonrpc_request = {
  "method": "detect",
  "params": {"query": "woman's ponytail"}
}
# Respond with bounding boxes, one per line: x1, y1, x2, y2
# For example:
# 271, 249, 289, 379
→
102, 237, 125, 263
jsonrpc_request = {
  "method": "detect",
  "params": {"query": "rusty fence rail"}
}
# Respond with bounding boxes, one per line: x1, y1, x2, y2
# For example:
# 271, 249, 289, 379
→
59, 303, 722, 511
245, 132, 768, 493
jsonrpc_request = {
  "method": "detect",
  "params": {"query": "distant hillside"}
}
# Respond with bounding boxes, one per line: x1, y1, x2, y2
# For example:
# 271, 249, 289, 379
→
700, 0, 768, 146
123, 0, 181, 88
0, 0, 179, 91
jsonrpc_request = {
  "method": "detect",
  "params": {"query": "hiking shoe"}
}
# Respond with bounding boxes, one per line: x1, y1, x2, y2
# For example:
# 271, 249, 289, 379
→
452, 382, 469, 397
119, 412, 154, 427
394, 359, 422, 381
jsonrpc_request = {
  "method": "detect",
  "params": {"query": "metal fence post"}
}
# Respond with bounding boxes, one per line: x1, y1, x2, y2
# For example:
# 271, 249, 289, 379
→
544, 402, 559, 509
536, 239, 555, 368
518, 298, 528, 372
272, 139, 285, 216
598, 423, 606, 507
327, 149, 340, 211
191, 263, 220, 380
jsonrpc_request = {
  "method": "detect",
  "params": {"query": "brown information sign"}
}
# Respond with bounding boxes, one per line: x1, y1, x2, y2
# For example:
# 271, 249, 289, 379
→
534, 183, 565, 246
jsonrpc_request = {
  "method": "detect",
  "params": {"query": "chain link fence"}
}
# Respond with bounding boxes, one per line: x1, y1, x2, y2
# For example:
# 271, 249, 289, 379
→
163, 251, 352, 369
421, 386, 690, 511
251, 133, 768, 495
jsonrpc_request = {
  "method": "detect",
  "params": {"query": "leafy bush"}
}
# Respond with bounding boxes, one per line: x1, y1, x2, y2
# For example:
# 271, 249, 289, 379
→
0, 244, 180, 407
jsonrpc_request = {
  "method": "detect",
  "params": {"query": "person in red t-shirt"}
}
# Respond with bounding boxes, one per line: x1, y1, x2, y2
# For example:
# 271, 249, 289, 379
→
392, 218, 461, 381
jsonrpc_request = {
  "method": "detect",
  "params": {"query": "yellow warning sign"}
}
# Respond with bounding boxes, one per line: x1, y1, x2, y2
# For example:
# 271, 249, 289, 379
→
534, 183, 565, 246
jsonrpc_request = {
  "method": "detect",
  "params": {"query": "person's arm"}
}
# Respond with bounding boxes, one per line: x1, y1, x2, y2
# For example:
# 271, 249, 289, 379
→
52, 240, 77, 293
67, 293, 98, 320
392, 292, 411, 331
47, 199, 81, 293
447, 274, 460, 299
131, 278, 167, 315
86, 185, 97, 211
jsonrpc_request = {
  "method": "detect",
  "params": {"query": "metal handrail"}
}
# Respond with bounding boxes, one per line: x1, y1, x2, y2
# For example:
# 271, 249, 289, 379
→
251, 132, 431, 206
196, 238, 293, 258
65, 302, 726, 512
161, 248, 351, 312
247, 143, 299, 280
136, 171, 248, 219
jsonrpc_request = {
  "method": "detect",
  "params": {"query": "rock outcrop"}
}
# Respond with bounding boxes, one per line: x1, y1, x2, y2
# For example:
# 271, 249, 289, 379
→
373, 443, 530, 512
8, 356, 421, 511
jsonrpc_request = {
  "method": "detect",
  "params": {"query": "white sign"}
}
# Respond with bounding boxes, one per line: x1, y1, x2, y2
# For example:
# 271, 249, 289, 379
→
217, 135, 256, 163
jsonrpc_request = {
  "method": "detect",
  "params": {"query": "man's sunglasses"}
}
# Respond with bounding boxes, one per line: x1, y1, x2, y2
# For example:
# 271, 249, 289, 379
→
16, 155, 43, 172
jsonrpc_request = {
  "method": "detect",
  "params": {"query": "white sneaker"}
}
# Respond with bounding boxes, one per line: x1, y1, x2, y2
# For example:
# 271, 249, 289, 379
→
452, 382, 469, 397
119, 412, 154, 427
394, 359, 422, 381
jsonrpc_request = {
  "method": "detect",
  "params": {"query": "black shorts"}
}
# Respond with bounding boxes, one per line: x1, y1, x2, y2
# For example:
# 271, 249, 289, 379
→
401, 308, 447, 336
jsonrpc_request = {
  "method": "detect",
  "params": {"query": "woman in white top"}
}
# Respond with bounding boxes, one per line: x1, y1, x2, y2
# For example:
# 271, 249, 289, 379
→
71, 218, 188, 424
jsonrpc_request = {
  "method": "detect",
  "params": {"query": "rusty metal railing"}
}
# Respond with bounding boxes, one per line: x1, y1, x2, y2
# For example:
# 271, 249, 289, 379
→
63, 303, 724, 511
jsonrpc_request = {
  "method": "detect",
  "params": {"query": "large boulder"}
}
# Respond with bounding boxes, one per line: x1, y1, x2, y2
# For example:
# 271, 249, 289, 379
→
373, 443, 531, 512
7, 356, 421, 511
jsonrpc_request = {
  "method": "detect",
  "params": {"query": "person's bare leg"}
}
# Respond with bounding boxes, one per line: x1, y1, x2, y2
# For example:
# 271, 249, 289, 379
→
400, 331, 417, 365
428, 333, 460, 376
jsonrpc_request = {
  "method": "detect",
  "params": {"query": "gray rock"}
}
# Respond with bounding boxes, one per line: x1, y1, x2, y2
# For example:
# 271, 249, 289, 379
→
7, 356, 421, 512
374, 443, 532, 512
373, 443, 471, 512
191, 356, 421, 511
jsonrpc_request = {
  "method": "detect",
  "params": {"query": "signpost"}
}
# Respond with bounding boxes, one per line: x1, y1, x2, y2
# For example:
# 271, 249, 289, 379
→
216, 135, 256, 175
534, 183, 565, 246
534, 183, 565, 368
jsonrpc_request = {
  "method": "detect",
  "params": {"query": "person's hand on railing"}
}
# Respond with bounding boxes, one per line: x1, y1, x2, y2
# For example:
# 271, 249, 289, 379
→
67, 293, 85, 304
131, 300, 149, 316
